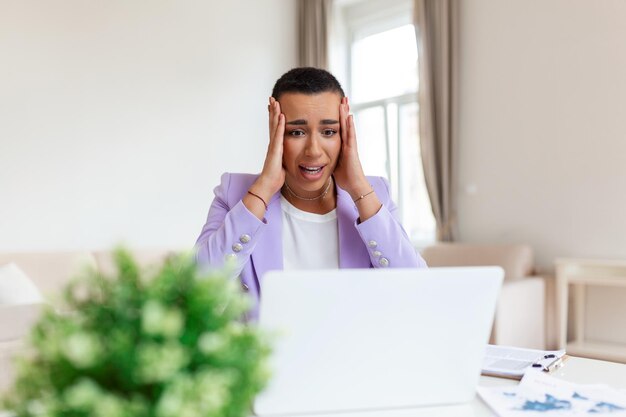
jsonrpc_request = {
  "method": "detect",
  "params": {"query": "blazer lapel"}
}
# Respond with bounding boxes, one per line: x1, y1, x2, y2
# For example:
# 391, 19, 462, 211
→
336, 186, 371, 268
250, 192, 283, 283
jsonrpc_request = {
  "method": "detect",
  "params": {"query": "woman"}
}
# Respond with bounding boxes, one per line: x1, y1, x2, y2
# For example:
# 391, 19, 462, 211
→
196, 68, 427, 319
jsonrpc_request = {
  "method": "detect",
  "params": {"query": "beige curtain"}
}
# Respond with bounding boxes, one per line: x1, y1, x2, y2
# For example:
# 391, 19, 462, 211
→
414, 0, 458, 242
298, 0, 331, 68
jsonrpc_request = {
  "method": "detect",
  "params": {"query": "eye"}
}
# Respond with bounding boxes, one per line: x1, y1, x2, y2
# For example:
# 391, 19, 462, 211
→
322, 129, 337, 137
288, 129, 306, 137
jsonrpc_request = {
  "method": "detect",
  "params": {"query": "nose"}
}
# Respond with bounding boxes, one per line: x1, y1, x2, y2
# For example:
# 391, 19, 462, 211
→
304, 134, 323, 158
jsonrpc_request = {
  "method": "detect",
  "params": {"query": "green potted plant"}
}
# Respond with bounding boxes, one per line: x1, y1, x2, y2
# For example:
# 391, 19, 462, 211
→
2, 249, 270, 417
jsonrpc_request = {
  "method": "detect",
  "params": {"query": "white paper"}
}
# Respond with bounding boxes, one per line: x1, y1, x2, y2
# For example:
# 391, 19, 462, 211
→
482, 345, 566, 378
478, 371, 626, 416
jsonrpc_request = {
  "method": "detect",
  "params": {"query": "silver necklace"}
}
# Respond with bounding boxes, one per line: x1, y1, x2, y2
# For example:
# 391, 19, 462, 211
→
283, 177, 333, 201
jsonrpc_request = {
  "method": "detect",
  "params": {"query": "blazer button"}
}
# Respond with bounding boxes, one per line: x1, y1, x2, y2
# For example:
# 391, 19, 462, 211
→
379, 257, 389, 267
368, 240, 378, 248
241, 281, 249, 292
232, 243, 243, 252
372, 250, 382, 258
240, 234, 251, 244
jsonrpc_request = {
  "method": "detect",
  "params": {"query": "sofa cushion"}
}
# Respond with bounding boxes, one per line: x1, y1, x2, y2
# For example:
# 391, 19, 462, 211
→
421, 243, 534, 282
0, 303, 44, 395
0, 338, 24, 395
92, 249, 176, 277
0, 263, 43, 305
0, 252, 97, 306
0, 303, 43, 342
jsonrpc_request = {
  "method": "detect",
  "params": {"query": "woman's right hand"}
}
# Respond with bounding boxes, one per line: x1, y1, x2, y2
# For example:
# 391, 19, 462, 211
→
244, 97, 285, 217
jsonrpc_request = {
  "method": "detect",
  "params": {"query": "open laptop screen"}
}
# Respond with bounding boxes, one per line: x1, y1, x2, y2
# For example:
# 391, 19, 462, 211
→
254, 267, 503, 416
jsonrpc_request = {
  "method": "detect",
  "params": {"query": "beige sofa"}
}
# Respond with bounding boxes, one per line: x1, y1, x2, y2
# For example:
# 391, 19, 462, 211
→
0, 249, 176, 395
1, 245, 549, 395
421, 243, 547, 350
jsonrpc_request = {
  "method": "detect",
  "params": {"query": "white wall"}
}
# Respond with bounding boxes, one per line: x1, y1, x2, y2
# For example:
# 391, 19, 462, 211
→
0, 0, 297, 251
457, 0, 626, 270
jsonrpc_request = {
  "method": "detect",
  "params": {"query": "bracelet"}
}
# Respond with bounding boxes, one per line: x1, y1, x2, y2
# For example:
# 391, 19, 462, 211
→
353, 188, 375, 203
247, 190, 268, 210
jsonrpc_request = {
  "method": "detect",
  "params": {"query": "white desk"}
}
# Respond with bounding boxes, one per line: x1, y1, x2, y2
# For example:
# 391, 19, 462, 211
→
280, 356, 626, 417
1, 357, 624, 417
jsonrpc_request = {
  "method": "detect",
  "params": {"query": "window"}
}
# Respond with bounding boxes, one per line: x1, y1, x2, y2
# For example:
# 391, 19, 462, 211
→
331, 0, 436, 244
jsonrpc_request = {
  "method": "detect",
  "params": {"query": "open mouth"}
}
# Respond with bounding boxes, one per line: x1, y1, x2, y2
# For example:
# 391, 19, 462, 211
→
299, 165, 324, 174
298, 164, 326, 180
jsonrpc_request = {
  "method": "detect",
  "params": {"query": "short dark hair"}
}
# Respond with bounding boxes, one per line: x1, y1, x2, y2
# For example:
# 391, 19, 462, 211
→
271, 67, 345, 100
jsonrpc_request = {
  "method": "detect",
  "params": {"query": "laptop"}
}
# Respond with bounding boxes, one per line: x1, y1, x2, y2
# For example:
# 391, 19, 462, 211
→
254, 267, 504, 416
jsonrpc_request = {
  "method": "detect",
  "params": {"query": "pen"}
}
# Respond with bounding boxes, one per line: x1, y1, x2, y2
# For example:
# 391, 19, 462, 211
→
543, 357, 564, 372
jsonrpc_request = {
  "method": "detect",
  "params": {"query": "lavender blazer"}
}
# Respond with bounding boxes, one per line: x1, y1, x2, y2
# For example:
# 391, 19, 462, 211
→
195, 173, 427, 320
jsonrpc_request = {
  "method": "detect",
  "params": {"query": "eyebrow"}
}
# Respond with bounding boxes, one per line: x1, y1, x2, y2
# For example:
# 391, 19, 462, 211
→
286, 119, 340, 125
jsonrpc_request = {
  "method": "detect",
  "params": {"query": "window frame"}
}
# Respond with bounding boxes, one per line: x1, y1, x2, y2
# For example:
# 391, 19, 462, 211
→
332, 0, 436, 246
341, 0, 414, 99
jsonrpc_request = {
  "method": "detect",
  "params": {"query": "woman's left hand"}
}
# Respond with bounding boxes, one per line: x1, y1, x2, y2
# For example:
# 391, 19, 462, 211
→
333, 97, 371, 199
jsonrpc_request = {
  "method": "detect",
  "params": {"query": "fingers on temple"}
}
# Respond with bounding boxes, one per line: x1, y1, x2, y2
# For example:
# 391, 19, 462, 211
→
340, 99, 348, 142
272, 113, 285, 146
268, 97, 274, 132
269, 99, 281, 134
348, 114, 356, 145
274, 103, 282, 136
277, 113, 285, 136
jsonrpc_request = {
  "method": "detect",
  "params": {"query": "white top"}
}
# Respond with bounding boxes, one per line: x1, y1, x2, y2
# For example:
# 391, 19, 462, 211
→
280, 195, 339, 270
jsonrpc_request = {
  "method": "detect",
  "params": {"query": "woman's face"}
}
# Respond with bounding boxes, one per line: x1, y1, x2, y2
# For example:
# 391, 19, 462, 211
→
278, 91, 342, 197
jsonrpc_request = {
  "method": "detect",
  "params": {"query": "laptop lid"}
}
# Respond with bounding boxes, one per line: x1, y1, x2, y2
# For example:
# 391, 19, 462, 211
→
254, 267, 503, 416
